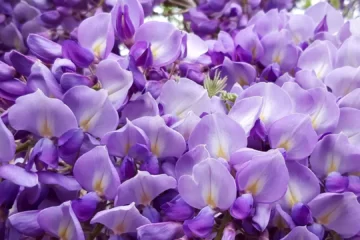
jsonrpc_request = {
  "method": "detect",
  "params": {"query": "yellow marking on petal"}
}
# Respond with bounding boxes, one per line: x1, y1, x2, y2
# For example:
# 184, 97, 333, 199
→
151, 143, 160, 157
80, 118, 91, 131
140, 192, 152, 205
40, 120, 52, 137
287, 188, 298, 207
251, 46, 257, 59
278, 140, 292, 151
115, 223, 126, 235
217, 146, 227, 159
317, 212, 332, 225
238, 76, 248, 86
151, 44, 161, 59
259, 113, 266, 122
58, 227, 69, 240
247, 178, 262, 195
311, 119, 318, 129
124, 142, 131, 155
327, 159, 338, 174
93, 179, 104, 196
273, 54, 282, 64
92, 39, 106, 58
206, 193, 216, 208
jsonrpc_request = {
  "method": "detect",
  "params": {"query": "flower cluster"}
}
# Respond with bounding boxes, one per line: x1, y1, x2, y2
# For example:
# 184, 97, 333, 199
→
1, 0, 360, 239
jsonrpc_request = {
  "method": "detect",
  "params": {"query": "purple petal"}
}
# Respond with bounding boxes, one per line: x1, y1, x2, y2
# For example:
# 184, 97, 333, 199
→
172, 111, 201, 141
294, 69, 326, 90
334, 107, 360, 146
0, 61, 15, 81
297, 40, 336, 80
305, 1, 344, 34
268, 113, 318, 160
236, 149, 289, 203
91, 202, 150, 234
252, 203, 272, 232
286, 14, 316, 44
27, 61, 62, 98
325, 172, 349, 193
184, 33, 208, 61
188, 113, 246, 160
310, 133, 360, 178
230, 194, 254, 220
37, 171, 81, 191
0, 118, 15, 162
0, 23, 26, 52
51, 58, 76, 81
0, 164, 38, 187
238, 82, 292, 130
71, 192, 101, 222
158, 78, 211, 118
27, 34, 62, 63
280, 226, 318, 240
230, 148, 267, 171
137, 222, 184, 240
96, 59, 133, 109
308, 87, 339, 135
280, 161, 320, 210
115, 171, 176, 206
29, 137, 58, 169
260, 29, 299, 71
8, 90, 77, 137
291, 203, 313, 226
221, 57, 256, 89
183, 206, 215, 238
60, 73, 93, 92
111, 0, 144, 43
228, 96, 263, 135
161, 195, 195, 222
62, 40, 94, 68
58, 128, 85, 158
77, 12, 114, 59
73, 146, 120, 199
101, 119, 149, 157
338, 88, 360, 110
178, 158, 236, 210
336, 36, 360, 68
282, 82, 315, 114
175, 144, 210, 179
120, 92, 159, 122
8, 50, 35, 77
8, 210, 44, 237
324, 66, 360, 98
63, 86, 119, 138
37, 201, 85, 240
308, 192, 360, 238
133, 116, 186, 158
134, 21, 184, 67
234, 25, 264, 61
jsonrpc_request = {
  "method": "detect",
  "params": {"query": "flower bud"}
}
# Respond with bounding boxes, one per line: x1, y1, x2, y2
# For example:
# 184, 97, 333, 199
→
230, 194, 254, 220
62, 40, 94, 68
325, 172, 349, 193
183, 206, 215, 238
161, 195, 194, 221
291, 203, 313, 226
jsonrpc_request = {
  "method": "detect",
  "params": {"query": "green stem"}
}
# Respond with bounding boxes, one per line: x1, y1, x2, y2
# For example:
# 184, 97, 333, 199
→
88, 224, 104, 240
215, 212, 232, 240
15, 140, 32, 154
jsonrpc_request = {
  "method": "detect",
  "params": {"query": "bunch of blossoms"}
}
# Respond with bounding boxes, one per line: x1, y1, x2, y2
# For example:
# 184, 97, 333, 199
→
1, 0, 360, 239
0, 0, 163, 55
